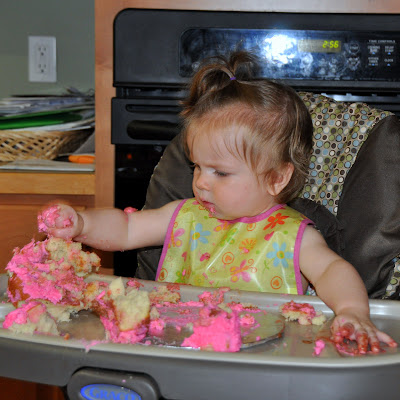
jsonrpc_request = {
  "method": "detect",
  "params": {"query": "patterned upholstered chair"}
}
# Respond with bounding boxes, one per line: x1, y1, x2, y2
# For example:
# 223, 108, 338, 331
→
136, 92, 400, 300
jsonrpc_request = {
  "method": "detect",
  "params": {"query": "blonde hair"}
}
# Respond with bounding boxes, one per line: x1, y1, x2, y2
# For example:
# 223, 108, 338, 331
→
181, 51, 313, 203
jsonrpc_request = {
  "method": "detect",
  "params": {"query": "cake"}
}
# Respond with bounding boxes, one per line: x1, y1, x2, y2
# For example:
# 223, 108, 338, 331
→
90, 277, 151, 344
4, 237, 102, 336
3, 301, 59, 336
3, 237, 260, 351
6, 237, 100, 307
3, 236, 155, 343
279, 300, 326, 325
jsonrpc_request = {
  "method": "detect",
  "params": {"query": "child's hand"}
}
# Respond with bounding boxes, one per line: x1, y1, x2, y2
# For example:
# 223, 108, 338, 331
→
38, 204, 81, 239
330, 311, 397, 354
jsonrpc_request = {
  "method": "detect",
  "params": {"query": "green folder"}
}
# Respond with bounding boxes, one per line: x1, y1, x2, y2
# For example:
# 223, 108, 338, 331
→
0, 108, 90, 130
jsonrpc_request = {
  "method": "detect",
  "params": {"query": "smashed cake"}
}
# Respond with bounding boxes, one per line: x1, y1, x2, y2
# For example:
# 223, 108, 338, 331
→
280, 300, 326, 325
3, 237, 264, 352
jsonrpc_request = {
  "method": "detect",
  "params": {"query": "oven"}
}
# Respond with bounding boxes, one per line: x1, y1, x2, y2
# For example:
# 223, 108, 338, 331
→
111, 9, 400, 276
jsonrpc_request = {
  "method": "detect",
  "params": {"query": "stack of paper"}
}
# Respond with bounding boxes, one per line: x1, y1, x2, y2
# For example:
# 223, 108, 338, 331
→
0, 88, 94, 130
0, 88, 95, 170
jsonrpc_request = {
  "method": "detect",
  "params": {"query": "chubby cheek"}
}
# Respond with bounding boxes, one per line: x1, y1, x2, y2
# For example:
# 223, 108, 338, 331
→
214, 186, 241, 207
192, 171, 200, 190
192, 179, 199, 197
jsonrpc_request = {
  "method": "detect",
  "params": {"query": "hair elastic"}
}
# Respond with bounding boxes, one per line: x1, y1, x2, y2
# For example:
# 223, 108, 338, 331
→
230, 76, 237, 80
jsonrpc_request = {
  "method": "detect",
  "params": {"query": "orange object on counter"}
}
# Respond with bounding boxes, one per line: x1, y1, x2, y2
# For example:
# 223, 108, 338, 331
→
68, 155, 95, 164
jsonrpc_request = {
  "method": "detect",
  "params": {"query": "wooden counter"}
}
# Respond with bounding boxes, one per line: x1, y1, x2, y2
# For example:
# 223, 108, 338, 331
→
0, 171, 95, 195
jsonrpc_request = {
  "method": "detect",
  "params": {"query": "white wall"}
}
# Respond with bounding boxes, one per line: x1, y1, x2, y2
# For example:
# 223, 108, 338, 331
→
0, 0, 94, 98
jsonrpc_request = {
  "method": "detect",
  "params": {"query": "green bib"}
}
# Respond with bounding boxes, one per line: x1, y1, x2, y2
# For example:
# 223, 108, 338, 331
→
156, 199, 312, 294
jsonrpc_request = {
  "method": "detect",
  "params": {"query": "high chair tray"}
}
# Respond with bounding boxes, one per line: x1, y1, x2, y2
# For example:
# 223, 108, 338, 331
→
0, 273, 400, 400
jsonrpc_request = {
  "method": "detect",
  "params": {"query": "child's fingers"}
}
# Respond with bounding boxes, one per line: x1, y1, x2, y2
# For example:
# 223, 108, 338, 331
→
330, 320, 354, 341
355, 329, 373, 354
38, 204, 77, 237
331, 316, 398, 354
38, 205, 60, 232
331, 321, 370, 354
353, 322, 397, 352
54, 208, 75, 229
47, 227, 76, 240
375, 329, 398, 348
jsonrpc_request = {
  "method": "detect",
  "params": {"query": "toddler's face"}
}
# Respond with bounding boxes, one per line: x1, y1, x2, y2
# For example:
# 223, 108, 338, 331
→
187, 127, 279, 220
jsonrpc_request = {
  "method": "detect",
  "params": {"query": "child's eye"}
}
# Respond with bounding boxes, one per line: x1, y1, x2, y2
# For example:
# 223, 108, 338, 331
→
214, 170, 228, 177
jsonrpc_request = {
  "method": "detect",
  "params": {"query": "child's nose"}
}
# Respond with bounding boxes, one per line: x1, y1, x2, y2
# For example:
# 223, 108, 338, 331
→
195, 171, 210, 191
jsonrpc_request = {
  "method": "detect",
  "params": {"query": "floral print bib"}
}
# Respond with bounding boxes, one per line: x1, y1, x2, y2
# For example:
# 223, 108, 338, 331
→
156, 199, 312, 294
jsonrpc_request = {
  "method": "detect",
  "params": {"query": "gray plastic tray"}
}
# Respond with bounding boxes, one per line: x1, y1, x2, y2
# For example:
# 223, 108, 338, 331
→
1, 273, 400, 400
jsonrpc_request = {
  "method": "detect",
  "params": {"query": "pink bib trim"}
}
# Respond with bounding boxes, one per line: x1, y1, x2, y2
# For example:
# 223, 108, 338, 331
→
156, 199, 186, 281
293, 219, 313, 295
227, 203, 285, 224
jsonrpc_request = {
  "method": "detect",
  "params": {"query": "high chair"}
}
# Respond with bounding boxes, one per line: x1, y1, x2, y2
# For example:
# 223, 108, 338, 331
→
136, 92, 400, 300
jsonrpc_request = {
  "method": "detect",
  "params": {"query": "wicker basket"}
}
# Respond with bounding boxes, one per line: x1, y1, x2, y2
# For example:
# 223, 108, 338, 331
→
0, 128, 93, 162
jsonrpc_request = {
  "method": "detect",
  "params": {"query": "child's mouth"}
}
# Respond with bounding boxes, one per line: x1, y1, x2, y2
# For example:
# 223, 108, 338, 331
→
202, 201, 216, 214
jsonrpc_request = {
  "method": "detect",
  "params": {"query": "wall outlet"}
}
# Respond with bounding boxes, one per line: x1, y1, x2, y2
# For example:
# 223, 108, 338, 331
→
28, 36, 57, 82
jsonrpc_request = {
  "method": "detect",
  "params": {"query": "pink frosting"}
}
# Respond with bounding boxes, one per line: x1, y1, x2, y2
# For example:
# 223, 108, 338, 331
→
100, 316, 147, 344
38, 205, 60, 233
281, 300, 316, 319
6, 239, 88, 305
240, 313, 256, 327
198, 288, 229, 307
3, 301, 46, 329
182, 308, 241, 352
38, 205, 73, 234
150, 289, 251, 352
126, 279, 144, 289
281, 300, 317, 323
313, 339, 326, 356
123, 207, 138, 214
148, 319, 166, 336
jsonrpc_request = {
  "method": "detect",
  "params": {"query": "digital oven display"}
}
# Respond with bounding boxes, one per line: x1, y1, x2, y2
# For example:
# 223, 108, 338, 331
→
179, 28, 399, 81
298, 39, 341, 53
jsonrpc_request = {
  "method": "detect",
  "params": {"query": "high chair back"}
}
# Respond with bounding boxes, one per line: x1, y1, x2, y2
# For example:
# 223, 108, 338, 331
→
136, 92, 400, 300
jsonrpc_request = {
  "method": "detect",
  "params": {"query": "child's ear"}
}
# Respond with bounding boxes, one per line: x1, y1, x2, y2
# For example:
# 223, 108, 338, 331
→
267, 163, 294, 196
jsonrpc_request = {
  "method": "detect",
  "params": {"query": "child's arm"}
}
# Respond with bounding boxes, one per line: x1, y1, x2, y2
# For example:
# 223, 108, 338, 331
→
300, 225, 397, 353
40, 200, 182, 251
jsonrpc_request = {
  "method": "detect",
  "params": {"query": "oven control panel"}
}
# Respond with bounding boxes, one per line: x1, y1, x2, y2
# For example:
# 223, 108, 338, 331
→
114, 10, 400, 90
180, 29, 399, 82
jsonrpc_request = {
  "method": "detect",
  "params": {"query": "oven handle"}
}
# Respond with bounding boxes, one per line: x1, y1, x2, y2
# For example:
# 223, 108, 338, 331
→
127, 120, 180, 141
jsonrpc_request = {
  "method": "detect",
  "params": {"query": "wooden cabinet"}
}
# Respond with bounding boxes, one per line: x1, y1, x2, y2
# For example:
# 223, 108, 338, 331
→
0, 171, 95, 400
0, 377, 65, 400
